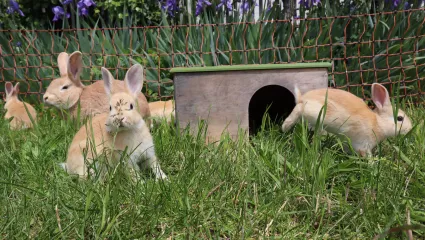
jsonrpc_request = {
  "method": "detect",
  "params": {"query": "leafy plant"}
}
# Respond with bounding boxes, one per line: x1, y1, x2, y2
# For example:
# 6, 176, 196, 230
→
94, 0, 162, 26
1, 0, 424, 103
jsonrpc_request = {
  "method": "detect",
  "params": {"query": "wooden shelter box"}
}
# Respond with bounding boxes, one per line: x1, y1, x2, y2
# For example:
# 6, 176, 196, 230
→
171, 63, 332, 142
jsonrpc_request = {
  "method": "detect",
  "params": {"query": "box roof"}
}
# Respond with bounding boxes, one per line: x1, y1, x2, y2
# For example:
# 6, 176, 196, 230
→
170, 62, 332, 73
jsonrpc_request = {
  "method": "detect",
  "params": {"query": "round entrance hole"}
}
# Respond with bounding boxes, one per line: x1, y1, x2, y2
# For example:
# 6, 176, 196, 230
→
248, 85, 296, 136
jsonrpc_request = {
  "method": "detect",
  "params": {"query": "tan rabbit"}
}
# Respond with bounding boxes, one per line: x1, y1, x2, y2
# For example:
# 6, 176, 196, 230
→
281, 83, 413, 157
4, 82, 37, 130
60, 64, 167, 180
148, 100, 175, 127
43, 51, 151, 123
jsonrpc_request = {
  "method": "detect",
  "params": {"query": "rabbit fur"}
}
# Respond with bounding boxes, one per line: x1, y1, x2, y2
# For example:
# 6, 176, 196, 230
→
43, 51, 151, 123
148, 100, 175, 128
60, 64, 167, 180
4, 82, 37, 130
281, 83, 413, 157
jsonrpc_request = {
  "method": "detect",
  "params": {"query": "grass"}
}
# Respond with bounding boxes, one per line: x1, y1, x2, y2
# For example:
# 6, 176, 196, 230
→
1, 101, 425, 239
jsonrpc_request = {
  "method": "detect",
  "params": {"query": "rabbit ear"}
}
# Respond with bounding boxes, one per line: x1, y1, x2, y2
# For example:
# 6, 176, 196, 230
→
371, 83, 391, 111
124, 64, 144, 98
57, 52, 69, 77
67, 51, 84, 87
13, 82, 20, 95
5, 82, 14, 97
101, 67, 114, 97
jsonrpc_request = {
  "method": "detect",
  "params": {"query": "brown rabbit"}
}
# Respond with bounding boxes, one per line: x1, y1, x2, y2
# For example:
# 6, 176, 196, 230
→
281, 83, 413, 157
43, 51, 151, 123
148, 100, 175, 128
4, 82, 37, 130
60, 64, 167, 180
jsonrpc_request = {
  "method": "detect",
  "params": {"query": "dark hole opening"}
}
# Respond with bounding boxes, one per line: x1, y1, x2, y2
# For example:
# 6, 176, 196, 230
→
248, 85, 296, 136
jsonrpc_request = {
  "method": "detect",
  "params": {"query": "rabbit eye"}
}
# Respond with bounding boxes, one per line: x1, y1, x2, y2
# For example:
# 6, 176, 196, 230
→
61, 85, 69, 90
109, 105, 112, 111
129, 104, 133, 110
397, 116, 404, 122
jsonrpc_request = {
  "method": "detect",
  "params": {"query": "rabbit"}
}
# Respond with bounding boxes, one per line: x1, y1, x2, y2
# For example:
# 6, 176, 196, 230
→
281, 83, 413, 157
60, 64, 168, 180
3, 82, 37, 130
148, 100, 175, 128
43, 51, 151, 124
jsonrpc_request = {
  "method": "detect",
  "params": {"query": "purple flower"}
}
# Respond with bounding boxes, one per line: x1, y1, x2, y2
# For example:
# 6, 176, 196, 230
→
195, 0, 212, 16
393, 0, 401, 7
404, 2, 411, 10
77, 0, 84, 8
16, 41, 21, 47
158, 0, 179, 17
240, 1, 249, 13
77, 0, 95, 16
217, 0, 232, 11
52, 6, 70, 21
386, 0, 403, 9
62, 0, 73, 5
82, 0, 96, 7
6, 0, 24, 16
299, 0, 320, 9
80, 7, 88, 16
240, 0, 257, 14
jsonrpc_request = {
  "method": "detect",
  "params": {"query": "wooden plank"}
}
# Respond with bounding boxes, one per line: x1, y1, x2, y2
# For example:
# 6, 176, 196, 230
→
170, 62, 333, 73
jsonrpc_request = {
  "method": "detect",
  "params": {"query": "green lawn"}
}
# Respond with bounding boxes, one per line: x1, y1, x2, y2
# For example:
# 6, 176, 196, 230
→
1, 103, 424, 239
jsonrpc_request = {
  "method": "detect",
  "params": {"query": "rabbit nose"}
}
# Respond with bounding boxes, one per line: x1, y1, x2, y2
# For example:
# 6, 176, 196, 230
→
118, 118, 126, 127
43, 95, 48, 101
